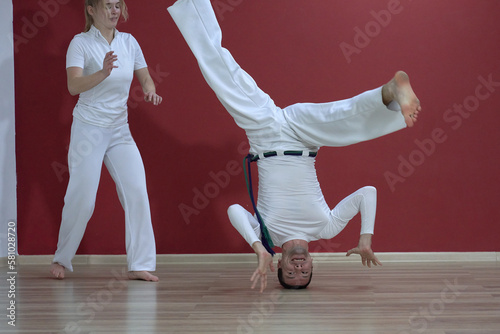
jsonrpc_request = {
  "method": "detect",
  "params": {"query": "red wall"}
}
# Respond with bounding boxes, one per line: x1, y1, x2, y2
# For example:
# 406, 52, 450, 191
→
14, 0, 500, 255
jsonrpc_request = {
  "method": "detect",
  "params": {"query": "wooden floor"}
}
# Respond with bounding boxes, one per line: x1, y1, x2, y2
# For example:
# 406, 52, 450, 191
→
1, 260, 499, 334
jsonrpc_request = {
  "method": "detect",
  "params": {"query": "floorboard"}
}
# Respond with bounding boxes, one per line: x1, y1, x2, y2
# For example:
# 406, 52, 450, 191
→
1, 261, 499, 333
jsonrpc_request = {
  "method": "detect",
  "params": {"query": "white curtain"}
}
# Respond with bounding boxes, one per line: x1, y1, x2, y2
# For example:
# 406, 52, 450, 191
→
0, 1, 16, 258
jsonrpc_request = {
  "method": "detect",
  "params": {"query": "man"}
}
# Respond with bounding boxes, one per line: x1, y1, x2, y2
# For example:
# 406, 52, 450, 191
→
167, 0, 421, 292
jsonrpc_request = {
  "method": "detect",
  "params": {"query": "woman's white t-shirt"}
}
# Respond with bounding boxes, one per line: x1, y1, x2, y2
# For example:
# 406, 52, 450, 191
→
66, 25, 147, 128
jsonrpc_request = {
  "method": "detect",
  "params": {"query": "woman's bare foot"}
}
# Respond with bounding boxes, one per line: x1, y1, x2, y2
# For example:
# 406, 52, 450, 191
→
382, 71, 421, 127
128, 271, 159, 282
50, 262, 66, 279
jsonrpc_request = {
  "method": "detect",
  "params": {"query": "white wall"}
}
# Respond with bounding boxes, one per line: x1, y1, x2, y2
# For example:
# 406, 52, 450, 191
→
0, 1, 16, 258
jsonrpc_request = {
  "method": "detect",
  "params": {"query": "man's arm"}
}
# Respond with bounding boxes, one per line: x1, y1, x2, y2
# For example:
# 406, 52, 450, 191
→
346, 234, 382, 268
228, 204, 274, 292
227, 204, 261, 246
317, 187, 380, 267
250, 241, 275, 293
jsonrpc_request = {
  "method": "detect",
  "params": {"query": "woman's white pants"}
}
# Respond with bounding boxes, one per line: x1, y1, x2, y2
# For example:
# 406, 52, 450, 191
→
53, 119, 156, 272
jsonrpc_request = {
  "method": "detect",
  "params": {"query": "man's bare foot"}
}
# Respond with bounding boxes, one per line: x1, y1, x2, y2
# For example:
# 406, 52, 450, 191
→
50, 262, 66, 279
382, 71, 421, 127
128, 271, 159, 282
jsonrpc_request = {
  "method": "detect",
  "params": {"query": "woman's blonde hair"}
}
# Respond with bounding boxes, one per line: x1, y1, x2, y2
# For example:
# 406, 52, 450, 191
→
84, 0, 129, 32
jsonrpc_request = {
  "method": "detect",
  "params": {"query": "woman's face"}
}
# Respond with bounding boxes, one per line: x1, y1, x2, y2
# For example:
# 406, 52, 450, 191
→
88, 0, 122, 31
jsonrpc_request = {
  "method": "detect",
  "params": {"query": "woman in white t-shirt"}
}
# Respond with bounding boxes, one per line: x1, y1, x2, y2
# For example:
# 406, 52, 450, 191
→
50, 0, 162, 281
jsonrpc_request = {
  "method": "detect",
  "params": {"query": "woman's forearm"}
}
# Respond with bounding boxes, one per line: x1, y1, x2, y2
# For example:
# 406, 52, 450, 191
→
135, 67, 156, 94
67, 69, 108, 96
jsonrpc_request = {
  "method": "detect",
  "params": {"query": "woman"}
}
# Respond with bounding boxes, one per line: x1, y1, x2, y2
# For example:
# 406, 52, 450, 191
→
50, 0, 162, 281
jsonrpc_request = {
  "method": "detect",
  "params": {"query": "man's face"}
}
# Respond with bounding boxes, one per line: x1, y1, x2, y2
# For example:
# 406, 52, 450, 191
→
278, 245, 313, 286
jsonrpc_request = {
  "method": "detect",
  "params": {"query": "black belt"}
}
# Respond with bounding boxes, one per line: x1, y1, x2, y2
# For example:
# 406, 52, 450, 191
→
250, 150, 317, 162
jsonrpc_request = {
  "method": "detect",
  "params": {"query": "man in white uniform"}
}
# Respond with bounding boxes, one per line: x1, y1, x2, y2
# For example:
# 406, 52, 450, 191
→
168, 0, 421, 292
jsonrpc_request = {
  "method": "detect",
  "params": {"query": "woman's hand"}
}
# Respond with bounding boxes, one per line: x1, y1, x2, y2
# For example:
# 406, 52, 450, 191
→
144, 92, 163, 105
101, 51, 118, 77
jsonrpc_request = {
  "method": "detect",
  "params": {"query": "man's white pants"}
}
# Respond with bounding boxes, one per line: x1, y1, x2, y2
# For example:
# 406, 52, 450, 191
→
167, 0, 407, 154
53, 118, 156, 272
